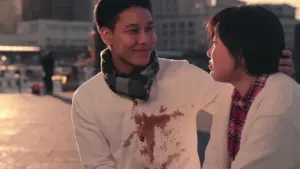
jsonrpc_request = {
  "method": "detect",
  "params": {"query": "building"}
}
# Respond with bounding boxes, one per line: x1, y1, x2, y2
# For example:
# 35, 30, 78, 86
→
153, 0, 243, 52
0, 0, 94, 35
259, 4, 296, 18
258, 4, 297, 50
21, 0, 92, 21
0, 20, 91, 63
0, 0, 20, 34
153, 1, 297, 52
151, 0, 210, 51
151, 0, 209, 18
215, 0, 245, 7
155, 16, 206, 51
281, 18, 298, 50
91, 0, 98, 19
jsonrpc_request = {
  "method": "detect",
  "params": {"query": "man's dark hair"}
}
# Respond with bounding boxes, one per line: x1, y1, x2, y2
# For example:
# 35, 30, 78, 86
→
206, 5, 285, 76
94, 0, 152, 30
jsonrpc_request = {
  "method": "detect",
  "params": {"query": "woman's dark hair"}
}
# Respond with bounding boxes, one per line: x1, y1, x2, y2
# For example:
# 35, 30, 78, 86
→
206, 5, 285, 76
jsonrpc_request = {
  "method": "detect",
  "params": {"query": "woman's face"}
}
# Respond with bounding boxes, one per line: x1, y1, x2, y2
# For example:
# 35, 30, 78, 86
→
207, 35, 242, 82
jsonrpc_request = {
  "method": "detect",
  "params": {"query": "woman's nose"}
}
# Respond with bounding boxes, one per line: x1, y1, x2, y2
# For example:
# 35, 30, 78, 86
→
207, 48, 212, 58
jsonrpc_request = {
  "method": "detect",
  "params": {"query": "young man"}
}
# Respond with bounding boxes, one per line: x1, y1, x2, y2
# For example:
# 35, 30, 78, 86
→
71, 1, 294, 169
203, 6, 300, 169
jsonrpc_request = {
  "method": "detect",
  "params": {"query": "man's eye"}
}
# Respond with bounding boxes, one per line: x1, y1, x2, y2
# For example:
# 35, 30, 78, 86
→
128, 29, 139, 33
146, 27, 154, 32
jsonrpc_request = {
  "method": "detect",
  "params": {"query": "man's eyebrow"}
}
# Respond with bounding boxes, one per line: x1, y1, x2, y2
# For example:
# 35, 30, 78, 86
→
125, 21, 154, 28
125, 23, 139, 28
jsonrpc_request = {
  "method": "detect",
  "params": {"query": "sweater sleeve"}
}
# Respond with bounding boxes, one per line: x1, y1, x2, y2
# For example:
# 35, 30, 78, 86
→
180, 62, 223, 115
232, 116, 300, 169
202, 107, 226, 169
71, 92, 116, 169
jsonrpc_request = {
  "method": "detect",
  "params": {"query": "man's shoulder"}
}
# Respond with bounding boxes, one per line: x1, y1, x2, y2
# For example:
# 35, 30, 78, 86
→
73, 72, 106, 101
157, 58, 189, 73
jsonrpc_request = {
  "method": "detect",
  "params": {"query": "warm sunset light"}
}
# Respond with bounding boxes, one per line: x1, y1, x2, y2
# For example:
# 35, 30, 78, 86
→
244, 0, 300, 18
0, 45, 40, 52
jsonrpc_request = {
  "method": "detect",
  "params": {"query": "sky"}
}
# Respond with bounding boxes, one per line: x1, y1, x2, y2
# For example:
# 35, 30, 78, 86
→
243, 0, 300, 19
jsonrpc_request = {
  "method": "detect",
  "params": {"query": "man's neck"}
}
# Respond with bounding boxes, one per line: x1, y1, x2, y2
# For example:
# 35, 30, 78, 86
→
111, 53, 135, 74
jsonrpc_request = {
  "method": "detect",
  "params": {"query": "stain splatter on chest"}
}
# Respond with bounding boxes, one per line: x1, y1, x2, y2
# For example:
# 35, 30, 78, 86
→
124, 105, 184, 164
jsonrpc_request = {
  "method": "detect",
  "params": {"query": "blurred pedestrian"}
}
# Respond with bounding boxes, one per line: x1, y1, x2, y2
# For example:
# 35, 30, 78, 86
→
41, 50, 54, 94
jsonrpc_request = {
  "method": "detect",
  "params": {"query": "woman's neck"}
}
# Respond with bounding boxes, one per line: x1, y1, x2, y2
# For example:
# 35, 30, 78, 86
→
231, 73, 257, 97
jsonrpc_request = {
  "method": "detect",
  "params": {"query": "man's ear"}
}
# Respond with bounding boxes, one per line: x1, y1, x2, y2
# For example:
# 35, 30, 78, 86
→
98, 27, 113, 45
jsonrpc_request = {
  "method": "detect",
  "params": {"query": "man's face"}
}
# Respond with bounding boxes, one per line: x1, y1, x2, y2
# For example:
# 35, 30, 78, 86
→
102, 7, 157, 67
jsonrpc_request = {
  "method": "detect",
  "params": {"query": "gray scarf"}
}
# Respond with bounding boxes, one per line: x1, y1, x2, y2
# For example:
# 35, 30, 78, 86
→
101, 49, 159, 101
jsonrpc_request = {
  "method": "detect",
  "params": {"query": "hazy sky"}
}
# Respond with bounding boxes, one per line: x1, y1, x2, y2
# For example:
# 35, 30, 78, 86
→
243, 0, 300, 19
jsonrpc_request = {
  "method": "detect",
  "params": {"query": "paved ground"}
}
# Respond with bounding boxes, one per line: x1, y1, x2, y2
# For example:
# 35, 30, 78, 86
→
0, 93, 82, 169
54, 92, 74, 101
0, 92, 212, 168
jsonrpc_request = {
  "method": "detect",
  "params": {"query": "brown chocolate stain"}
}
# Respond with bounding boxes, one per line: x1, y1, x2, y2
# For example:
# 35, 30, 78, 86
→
172, 109, 184, 118
162, 129, 172, 136
161, 153, 180, 169
159, 105, 167, 113
123, 131, 137, 148
161, 149, 186, 169
163, 141, 167, 150
134, 107, 184, 163
140, 146, 149, 156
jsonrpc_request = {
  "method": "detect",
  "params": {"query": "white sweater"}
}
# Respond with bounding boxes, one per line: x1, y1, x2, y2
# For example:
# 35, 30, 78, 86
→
203, 73, 300, 169
71, 58, 221, 169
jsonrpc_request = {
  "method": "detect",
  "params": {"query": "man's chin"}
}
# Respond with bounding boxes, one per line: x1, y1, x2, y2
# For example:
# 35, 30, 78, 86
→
131, 57, 151, 67
133, 60, 150, 67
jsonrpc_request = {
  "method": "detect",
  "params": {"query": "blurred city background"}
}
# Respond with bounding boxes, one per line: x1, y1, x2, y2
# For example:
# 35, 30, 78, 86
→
0, 0, 299, 168
0, 0, 299, 93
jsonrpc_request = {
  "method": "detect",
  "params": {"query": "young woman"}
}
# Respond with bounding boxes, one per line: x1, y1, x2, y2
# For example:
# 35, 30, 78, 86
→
204, 5, 300, 169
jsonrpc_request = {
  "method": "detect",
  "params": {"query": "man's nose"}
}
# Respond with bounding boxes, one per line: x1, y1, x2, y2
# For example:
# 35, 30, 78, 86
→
138, 32, 151, 44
